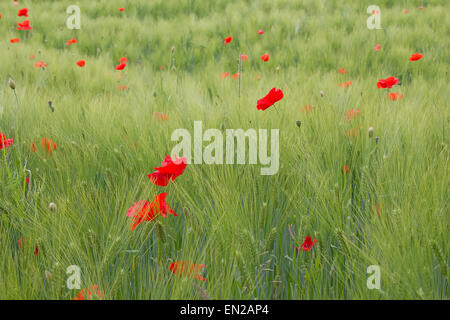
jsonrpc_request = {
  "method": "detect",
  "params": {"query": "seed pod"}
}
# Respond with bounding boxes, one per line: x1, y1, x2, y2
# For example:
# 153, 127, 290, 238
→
49, 202, 57, 212
8, 78, 16, 90
368, 127, 375, 137
296, 120, 301, 127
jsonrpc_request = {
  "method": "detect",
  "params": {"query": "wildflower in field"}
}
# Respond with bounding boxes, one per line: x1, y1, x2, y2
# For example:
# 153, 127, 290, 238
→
0, 132, 14, 150
372, 204, 383, 217
343, 165, 350, 174
73, 285, 104, 300
119, 8, 125, 12
374, 44, 381, 51
169, 261, 206, 281
117, 85, 127, 90
260, 54, 270, 62
301, 105, 315, 113
419, 6, 424, 10
148, 155, 187, 186
127, 193, 177, 230
377, 76, 398, 89
232, 73, 239, 79
34, 245, 39, 256
10, 38, 20, 43
119, 57, 128, 63
258, 29, 264, 34
66, 38, 77, 46
29, 53, 35, 59
343, 109, 360, 121
17, 20, 32, 30
295, 236, 317, 252
224, 36, 232, 44
220, 72, 230, 79
240, 54, 248, 61
34, 61, 48, 69
17, 237, 23, 249
347, 127, 359, 138
18, 8, 28, 17
256, 88, 284, 111
153, 111, 168, 121
33, 138, 57, 156
338, 66, 347, 74
372, 10, 379, 15
409, 53, 423, 61
339, 81, 352, 88
403, 9, 408, 13
116, 63, 127, 70
76, 60, 85, 67
388, 92, 404, 100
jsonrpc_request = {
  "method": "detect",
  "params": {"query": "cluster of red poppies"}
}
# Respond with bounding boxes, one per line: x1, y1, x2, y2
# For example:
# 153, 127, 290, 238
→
7, 5, 32, 43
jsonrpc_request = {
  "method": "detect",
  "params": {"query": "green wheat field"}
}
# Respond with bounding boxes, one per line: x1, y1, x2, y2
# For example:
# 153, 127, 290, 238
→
0, 0, 448, 300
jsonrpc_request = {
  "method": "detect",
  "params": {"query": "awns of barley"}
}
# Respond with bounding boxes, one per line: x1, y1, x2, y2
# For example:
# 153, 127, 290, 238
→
431, 240, 448, 277
265, 227, 277, 252
335, 228, 352, 258
155, 221, 167, 244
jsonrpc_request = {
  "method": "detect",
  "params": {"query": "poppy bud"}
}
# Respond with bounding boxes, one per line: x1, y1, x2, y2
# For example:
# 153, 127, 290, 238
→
45, 270, 53, 281
320, 90, 324, 97
296, 120, 301, 127
49, 202, 57, 212
8, 78, 16, 90
368, 126, 374, 137
171, 46, 175, 53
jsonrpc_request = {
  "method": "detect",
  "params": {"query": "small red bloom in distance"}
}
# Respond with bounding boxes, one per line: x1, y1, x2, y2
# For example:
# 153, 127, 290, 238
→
76, 60, 85, 67
377, 76, 398, 89
295, 236, 317, 252
409, 53, 423, 61
169, 261, 206, 281
260, 54, 269, 62
224, 36, 232, 44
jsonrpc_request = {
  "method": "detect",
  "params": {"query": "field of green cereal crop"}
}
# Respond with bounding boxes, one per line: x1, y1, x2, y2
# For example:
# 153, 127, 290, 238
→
0, 0, 448, 300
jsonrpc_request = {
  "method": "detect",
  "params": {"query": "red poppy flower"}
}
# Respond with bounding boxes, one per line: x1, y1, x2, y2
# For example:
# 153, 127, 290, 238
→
10, 38, 20, 43
119, 8, 125, 12
409, 53, 423, 61
119, 57, 128, 63
343, 165, 350, 174
148, 155, 187, 186
374, 44, 381, 51
372, 204, 383, 217
73, 285, 104, 300
66, 38, 77, 46
34, 245, 39, 256
232, 73, 239, 79
29, 53, 35, 59
260, 54, 269, 62
419, 6, 424, 10
169, 261, 206, 281
17, 20, 32, 30
257, 88, 284, 111
339, 81, 352, 88
338, 66, 347, 74
258, 29, 264, 35
18, 8, 28, 17
224, 36, 232, 44
347, 127, 360, 138
376, 76, 398, 89
343, 109, 360, 121
240, 54, 248, 61
116, 63, 127, 70
403, 9, 408, 13
295, 236, 317, 252
153, 111, 168, 121
0, 132, 14, 150
76, 60, 85, 67
40, 138, 57, 156
17, 237, 23, 249
117, 85, 127, 90
34, 61, 48, 69
388, 92, 404, 100
220, 72, 230, 79
127, 193, 177, 230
